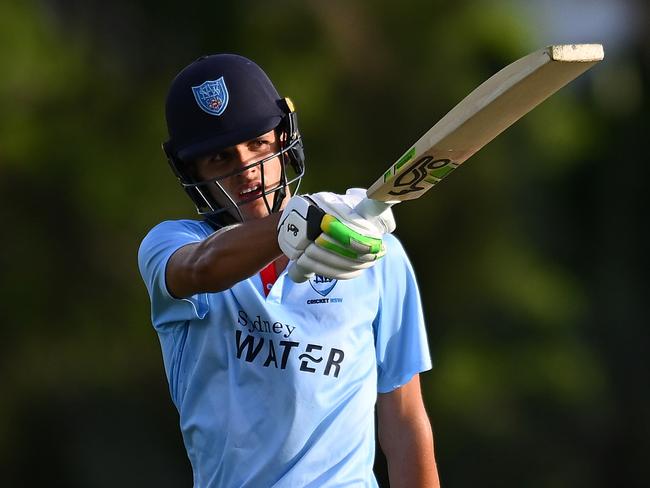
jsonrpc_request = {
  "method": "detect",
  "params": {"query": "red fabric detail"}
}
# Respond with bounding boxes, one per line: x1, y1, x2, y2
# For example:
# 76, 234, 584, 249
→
259, 262, 278, 297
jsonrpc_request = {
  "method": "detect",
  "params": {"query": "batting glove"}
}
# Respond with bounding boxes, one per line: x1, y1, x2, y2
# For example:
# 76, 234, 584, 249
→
277, 189, 395, 280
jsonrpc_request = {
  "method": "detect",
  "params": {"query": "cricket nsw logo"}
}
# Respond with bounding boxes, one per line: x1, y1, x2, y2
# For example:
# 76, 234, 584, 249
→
309, 274, 338, 297
192, 77, 229, 116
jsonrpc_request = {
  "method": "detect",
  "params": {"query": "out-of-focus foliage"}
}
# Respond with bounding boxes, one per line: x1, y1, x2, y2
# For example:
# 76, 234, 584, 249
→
0, 0, 647, 486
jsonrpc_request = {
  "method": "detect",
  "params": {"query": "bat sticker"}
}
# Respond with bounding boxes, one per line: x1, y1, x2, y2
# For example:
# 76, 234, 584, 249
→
388, 156, 455, 196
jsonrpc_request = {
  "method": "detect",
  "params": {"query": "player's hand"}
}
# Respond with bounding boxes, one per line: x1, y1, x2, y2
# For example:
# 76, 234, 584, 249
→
301, 188, 395, 279
277, 190, 395, 281
308, 188, 396, 238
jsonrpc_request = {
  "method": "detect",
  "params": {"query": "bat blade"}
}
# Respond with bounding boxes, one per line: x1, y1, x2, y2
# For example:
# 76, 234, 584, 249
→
367, 44, 604, 203
287, 44, 604, 283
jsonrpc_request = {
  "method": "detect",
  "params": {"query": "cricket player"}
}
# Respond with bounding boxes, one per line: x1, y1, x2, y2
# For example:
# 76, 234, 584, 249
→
138, 54, 439, 487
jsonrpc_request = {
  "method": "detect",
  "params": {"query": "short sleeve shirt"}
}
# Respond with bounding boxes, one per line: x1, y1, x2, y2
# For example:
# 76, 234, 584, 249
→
138, 219, 431, 487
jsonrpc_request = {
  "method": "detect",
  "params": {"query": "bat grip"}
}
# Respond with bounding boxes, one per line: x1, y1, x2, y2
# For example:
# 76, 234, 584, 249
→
353, 198, 393, 219
286, 198, 394, 283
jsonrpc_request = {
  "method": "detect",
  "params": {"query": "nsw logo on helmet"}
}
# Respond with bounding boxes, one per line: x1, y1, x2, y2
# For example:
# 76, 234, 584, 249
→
191, 77, 229, 116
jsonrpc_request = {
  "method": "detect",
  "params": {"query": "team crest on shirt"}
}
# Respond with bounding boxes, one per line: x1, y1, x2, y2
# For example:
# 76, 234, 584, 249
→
309, 274, 338, 296
192, 77, 229, 116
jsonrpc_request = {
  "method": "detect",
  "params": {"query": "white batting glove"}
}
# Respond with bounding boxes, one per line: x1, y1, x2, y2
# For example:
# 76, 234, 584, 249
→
307, 188, 396, 237
276, 195, 325, 261
277, 190, 395, 280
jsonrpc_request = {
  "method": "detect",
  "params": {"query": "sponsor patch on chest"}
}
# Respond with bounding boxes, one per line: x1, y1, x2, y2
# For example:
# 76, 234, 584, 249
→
235, 309, 345, 377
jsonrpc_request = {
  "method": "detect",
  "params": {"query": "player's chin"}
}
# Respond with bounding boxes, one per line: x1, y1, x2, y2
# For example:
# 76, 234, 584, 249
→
238, 184, 286, 219
238, 197, 272, 220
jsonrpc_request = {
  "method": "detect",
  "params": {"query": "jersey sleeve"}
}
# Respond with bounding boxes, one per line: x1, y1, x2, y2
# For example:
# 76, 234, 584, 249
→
138, 220, 210, 329
373, 235, 432, 393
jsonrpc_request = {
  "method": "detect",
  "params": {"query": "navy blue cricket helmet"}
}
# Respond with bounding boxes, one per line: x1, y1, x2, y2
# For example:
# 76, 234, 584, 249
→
163, 54, 305, 222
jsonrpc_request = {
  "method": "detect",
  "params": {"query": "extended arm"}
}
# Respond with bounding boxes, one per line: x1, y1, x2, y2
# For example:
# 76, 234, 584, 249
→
377, 375, 440, 488
167, 213, 283, 298
167, 190, 396, 298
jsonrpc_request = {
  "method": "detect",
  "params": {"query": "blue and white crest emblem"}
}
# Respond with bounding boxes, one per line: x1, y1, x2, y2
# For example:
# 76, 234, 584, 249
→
192, 77, 229, 116
309, 274, 338, 297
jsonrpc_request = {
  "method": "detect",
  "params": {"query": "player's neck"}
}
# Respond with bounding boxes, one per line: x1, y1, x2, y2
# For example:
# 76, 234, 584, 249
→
274, 254, 289, 274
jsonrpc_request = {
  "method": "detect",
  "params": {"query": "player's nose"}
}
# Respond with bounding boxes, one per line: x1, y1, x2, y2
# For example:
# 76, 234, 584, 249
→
232, 146, 259, 170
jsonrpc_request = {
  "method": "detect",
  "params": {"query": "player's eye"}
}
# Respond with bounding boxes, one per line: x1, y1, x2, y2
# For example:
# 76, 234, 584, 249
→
251, 138, 270, 149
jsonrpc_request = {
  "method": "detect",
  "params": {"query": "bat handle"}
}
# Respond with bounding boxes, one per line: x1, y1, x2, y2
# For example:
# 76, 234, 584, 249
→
353, 197, 393, 219
286, 263, 314, 283
286, 198, 394, 283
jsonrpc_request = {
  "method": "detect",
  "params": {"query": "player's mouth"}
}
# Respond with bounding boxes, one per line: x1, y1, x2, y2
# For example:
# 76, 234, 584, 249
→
238, 183, 263, 201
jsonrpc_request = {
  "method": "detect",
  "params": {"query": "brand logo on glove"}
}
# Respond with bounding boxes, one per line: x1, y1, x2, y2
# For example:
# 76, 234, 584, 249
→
287, 223, 300, 236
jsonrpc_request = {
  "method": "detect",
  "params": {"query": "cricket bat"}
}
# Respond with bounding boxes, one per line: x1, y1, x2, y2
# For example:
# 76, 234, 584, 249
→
288, 44, 604, 282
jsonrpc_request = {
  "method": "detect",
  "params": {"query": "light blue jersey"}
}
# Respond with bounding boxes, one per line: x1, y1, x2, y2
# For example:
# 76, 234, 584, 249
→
138, 219, 431, 487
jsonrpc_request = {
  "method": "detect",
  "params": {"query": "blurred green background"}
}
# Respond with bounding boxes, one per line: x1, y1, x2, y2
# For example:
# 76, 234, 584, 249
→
1, 0, 648, 486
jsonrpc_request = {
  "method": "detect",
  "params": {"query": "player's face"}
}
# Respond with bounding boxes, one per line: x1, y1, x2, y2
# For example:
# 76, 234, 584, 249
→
194, 129, 289, 221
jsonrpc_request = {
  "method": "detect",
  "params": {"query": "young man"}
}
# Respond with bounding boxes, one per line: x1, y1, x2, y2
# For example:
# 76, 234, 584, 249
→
138, 54, 439, 487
